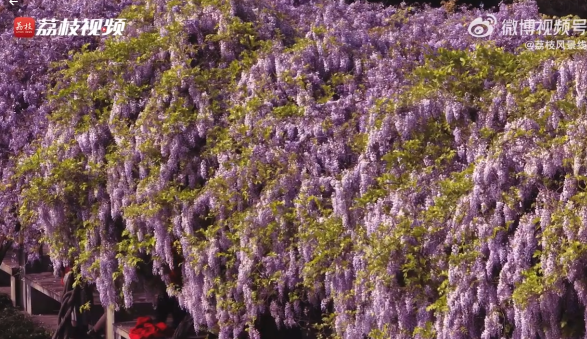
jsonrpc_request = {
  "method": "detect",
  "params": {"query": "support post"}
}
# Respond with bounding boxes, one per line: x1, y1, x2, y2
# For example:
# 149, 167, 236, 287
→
25, 283, 33, 314
18, 247, 26, 311
10, 275, 16, 307
106, 304, 115, 339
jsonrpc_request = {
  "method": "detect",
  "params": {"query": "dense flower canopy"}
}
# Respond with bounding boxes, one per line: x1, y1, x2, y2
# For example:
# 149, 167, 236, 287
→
0, 0, 130, 256
3, 0, 587, 338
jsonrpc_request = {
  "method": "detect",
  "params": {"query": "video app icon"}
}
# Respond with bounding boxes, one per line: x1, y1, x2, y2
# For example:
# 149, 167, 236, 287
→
14, 17, 35, 38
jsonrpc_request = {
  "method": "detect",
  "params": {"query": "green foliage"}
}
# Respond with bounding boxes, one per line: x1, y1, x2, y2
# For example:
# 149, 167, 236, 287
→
408, 44, 516, 103
406, 40, 576, 112
0, 294, 51, 339
413, 321, 437, 339
512, 263, 545, 307
272, 102, 305, 118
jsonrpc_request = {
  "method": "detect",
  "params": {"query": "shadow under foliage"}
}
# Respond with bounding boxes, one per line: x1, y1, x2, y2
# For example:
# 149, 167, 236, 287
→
0, 294, 52, 339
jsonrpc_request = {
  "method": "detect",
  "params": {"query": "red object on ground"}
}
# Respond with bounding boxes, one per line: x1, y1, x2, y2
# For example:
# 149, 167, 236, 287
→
129, 317, 170, 339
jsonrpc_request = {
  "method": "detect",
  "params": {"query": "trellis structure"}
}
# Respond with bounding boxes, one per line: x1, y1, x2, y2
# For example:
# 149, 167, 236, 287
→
0, 251, 207, 339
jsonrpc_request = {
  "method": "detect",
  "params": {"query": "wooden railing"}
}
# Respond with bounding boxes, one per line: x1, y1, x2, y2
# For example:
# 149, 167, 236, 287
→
0, 250, 206, 339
